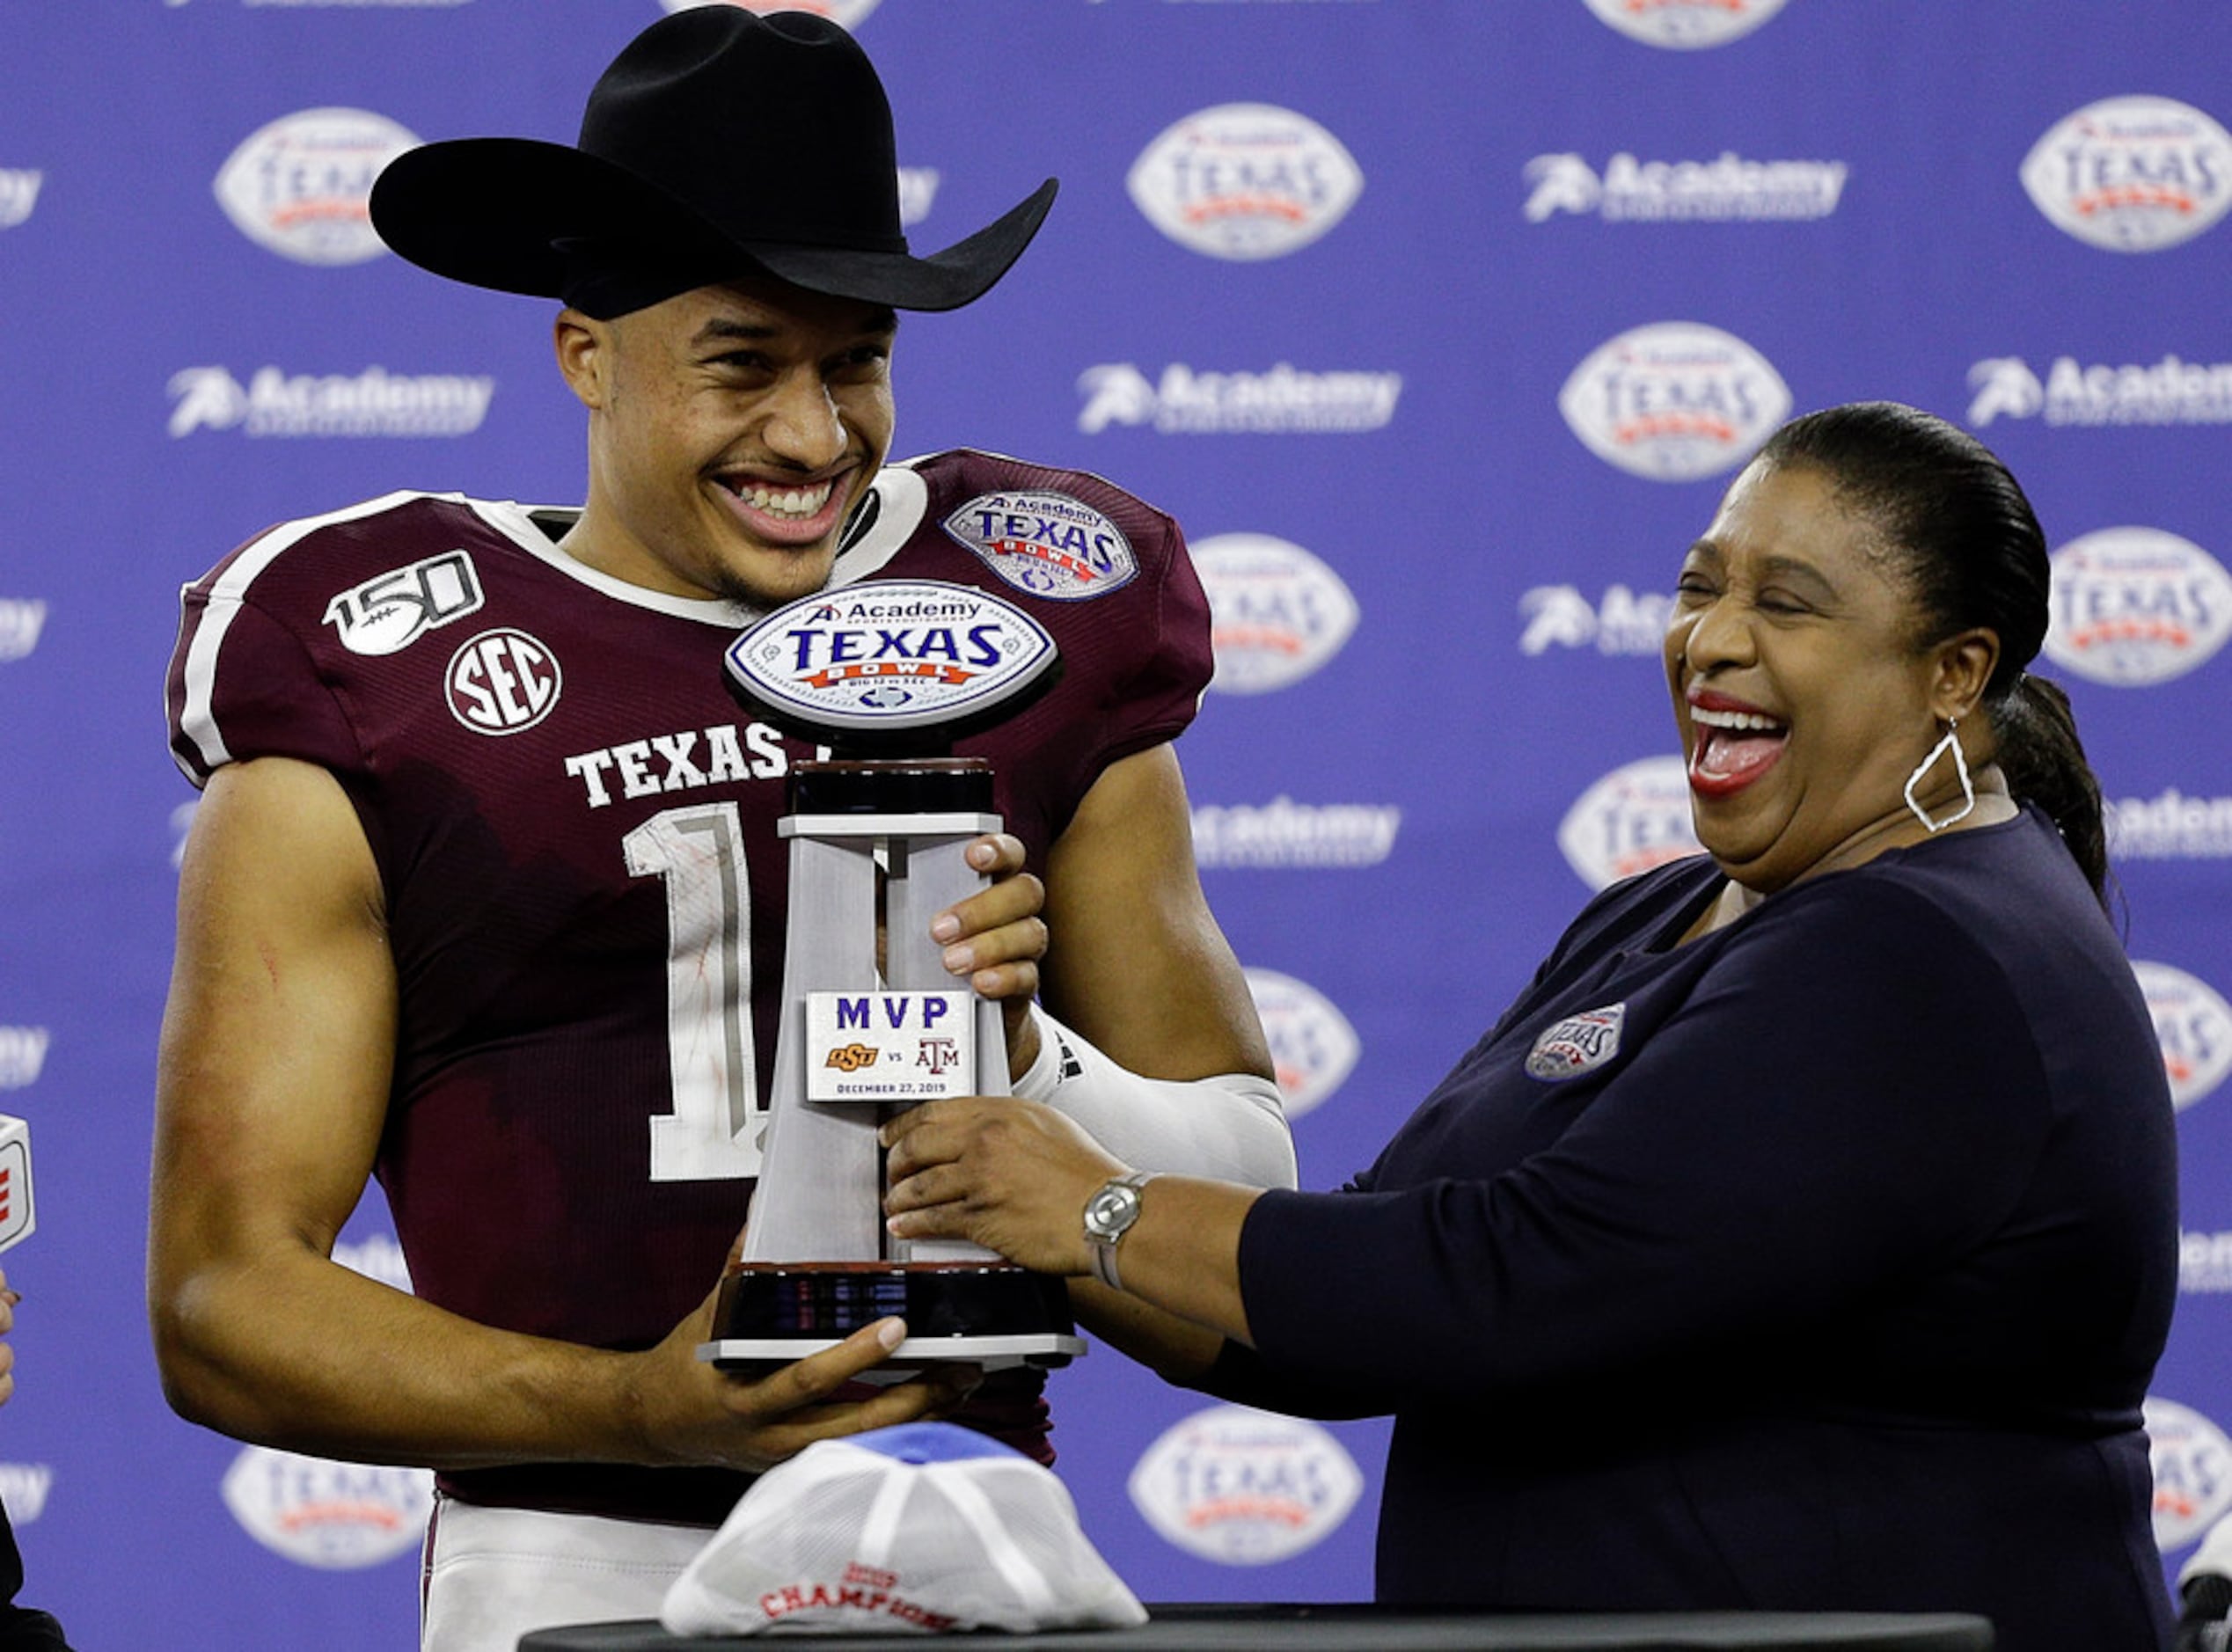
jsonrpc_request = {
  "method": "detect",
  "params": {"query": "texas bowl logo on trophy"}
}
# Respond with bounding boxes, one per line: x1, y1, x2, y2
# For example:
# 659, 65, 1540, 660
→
702, 579, 1081, 1375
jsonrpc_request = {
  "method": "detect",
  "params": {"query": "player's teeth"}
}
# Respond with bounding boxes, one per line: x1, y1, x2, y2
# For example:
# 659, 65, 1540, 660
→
738, 482, 831, 517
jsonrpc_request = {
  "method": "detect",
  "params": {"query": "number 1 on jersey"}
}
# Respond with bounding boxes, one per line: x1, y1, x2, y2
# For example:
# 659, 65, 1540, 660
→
624, 803, 766, 1181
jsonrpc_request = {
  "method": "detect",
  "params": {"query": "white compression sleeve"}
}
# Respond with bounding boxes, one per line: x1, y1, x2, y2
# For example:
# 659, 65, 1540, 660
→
1011, 1005, 1299, 1189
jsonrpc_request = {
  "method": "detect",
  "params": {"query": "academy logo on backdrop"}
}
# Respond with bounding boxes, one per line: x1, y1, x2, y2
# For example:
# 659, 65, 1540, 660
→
2147, 1397, 2232, 1552
2042, 527, 2232, 686
1127, 104, 1363, 259
1193, 533, 1358, 694
1580, 0, 1790, 50
1076, 363, 1401, 435
167, 367, 494, 439
1519, 584, 1672, 656
222, 1447, 433, 1569
1524, 151, 1847, 223
1128, 1405, 1363, 1565
941, 492, 1138, 600
214, 108, 421, 265
659, 0, 880, 26
1559, 755, 1704, 889
1192, 798, 1401, 870
2022, 96, 2232, 253
0, 600, 46, 663
0, 1030, 47, 1092
2108, 790, 2232, 859
1242, 968, 1359, 1122
2134, 960, 2232, 1113
323, 551, 485, 657
1969, 355, 2232, 428
446, 629, 562, 735
0, 170, 41, 229
1559, 323, 1791, 482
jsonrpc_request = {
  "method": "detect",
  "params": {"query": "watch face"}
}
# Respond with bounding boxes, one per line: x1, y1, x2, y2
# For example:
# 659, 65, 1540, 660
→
1085, 1182, 1139, 1238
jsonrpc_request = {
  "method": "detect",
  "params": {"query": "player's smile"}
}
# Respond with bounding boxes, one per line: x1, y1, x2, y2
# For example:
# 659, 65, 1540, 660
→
709, 464, 857, 550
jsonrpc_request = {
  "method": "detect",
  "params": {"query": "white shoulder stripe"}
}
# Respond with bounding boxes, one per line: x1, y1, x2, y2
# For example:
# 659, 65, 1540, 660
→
175, 491, 444, 778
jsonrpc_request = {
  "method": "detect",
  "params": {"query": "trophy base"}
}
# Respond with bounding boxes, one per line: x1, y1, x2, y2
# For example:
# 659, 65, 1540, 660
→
697, 1261, 1085, 1378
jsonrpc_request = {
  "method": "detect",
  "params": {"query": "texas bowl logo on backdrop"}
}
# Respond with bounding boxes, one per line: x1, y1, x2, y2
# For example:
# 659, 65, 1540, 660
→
1241, 968, 1359, 1122
1559, 323, 1790, 482
215, 108, 421, 265
1580, 0, 1791, 50
1127, 104, 1363, 259
1129, 1405, 1363, 1565
1558, 755, 1704, 889
222, 1446, 434, 1568
0, 600, 46, 664
2022, 96, 2232, 252
2147, 1396, 2232, 1552
1193, 533, 1358, 694
2042, 527, 2232, 686
0, 1029, 48, 1093
660, 0, 881, 23
2133, 960, 2232, 1112
0, 169, 40, 230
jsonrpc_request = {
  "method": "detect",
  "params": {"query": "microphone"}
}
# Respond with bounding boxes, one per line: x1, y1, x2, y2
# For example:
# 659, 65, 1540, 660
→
0, 1115, 34, 1253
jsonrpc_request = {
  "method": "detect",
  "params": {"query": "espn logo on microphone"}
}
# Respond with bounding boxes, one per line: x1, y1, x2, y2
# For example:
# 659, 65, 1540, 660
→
0, 1115, 35, 1253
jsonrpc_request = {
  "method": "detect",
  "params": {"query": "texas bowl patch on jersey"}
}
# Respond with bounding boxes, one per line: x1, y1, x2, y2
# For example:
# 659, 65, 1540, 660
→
725, 580, 1060, 746
941, 491, 1138, 601
805, 992, 976, 1102
1526, 1003, 1628, 1080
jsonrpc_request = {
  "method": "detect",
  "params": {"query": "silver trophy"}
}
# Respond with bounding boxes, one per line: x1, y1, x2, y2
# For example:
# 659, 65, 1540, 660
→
699, 580, 1084, 1375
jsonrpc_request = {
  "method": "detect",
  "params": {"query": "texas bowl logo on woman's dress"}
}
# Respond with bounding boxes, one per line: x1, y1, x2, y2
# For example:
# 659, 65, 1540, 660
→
1559, 323, 1791, 482
2147, 1396, 2232, 1551
1192, 533, 1358, 695
1526, 1003, 1628, 1081
2021, 96, 2232, 252
1128, 1405, 1363, 1565
2133, 960, 2232, 1112
222, 1445, 434, 1569
1578, 0, 1791, 50
2042, 527, 2232, 686
1127, 104, 1364, 260
1558, 755, 1705, 890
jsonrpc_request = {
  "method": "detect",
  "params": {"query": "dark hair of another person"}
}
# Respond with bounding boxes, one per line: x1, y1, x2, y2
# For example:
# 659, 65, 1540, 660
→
1754, 401, 2110, 904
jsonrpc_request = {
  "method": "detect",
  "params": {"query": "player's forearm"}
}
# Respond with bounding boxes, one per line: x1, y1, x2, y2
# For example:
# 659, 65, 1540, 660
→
151, 1246, 654, 1470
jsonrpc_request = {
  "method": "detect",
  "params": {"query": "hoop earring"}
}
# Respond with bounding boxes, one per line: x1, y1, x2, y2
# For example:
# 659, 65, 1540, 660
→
1903, 718, 1975, 834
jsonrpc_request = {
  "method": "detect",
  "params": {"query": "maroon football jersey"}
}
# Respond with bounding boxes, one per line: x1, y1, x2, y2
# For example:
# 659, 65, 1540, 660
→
165, 450, 1212, 1523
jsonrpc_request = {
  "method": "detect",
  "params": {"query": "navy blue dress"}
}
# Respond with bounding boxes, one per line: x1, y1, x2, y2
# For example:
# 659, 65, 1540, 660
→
1218, 808, 2177, 1650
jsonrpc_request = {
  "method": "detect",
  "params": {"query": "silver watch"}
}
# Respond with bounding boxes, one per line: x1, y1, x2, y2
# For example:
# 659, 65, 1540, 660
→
1081, 1171, 1158, 1290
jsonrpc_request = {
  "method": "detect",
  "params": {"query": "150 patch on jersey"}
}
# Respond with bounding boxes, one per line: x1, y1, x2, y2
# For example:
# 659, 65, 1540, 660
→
322, 548, 484, 656
942, 491, 1138, 600
1526, 1003, 1627, 1081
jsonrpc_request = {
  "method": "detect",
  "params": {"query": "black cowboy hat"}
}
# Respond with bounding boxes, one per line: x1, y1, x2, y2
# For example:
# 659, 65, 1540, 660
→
368, 7, 1057, 315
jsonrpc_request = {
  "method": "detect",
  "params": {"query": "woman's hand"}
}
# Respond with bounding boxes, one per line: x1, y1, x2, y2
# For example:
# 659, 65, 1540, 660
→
882, 1097, 1127, 1275
930, 834, 1048, 1077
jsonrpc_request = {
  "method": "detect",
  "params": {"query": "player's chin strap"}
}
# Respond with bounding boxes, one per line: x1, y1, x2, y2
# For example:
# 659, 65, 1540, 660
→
1011, 1005, 1299, 1190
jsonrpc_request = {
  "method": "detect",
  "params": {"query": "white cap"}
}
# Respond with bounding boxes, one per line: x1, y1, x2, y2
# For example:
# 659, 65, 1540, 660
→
661, 1422, 1148, 1636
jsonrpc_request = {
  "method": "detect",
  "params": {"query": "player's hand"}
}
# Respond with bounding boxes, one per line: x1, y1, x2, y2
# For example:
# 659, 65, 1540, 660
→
931, 833, 1047, 1076
627, 1264, 977, 1475
882, 1097, 1127, 1276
